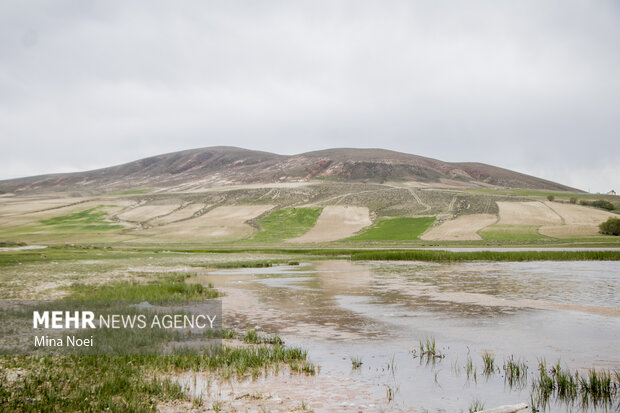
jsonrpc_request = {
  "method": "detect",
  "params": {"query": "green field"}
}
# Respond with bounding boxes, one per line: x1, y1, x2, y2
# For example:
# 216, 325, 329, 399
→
0, 206, 123, 238
39, 206, 124, 231
0, 206, 128, 244
348, 217, 435, 241
251, 207, 323, 242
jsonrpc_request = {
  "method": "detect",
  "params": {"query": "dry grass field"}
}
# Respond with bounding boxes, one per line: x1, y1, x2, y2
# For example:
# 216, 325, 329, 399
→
0, 197, 87, 216
496, 201, 562, 225
115, 203, 182, 222
289, 206, 372, 243
421, 214, 497, 241
539, 201, 617, 238
149, 203, 206, 225
142, 205, 274, 242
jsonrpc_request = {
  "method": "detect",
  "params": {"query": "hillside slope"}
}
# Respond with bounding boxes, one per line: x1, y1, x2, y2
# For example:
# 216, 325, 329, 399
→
0, 146, 579, 194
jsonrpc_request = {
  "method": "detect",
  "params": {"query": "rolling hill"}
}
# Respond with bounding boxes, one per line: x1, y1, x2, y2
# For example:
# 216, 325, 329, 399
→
0, 146, 578, 194
5, 147, 615, 246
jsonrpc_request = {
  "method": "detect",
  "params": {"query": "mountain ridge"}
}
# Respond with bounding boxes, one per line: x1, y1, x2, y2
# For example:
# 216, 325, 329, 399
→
0, 146, 580, 194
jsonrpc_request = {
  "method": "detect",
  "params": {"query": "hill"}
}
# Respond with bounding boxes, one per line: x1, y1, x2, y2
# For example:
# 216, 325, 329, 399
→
0, 146, 578, 194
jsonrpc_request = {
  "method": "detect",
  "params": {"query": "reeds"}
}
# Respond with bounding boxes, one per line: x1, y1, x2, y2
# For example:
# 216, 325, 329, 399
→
419, 337, 444, 362
531, 360, 618, 411
66, 272, 219, 301
243, 329, 284, 345
481, 352, 495, 376
349, 250, 620, 262
466, 355, 477, 383
468, 399, 485, 413
503, 356, 528, 388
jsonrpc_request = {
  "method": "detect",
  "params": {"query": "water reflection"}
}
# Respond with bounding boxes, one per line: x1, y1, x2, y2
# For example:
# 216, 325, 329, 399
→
191, 259, 619, 412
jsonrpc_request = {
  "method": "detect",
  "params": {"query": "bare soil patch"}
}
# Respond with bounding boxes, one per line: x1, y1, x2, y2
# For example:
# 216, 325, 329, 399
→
544, 201, 616, 225
538, 225, 601, 238
421, 213, 497, 241
0, 245, 46, 252
116, 203, 182, 222
496, 201, 562, 225
289, 206, 371, 243
145, 205, 274, 241
0, 197, 89, 216
150, 204, 205, 225
538, 202, 617, 238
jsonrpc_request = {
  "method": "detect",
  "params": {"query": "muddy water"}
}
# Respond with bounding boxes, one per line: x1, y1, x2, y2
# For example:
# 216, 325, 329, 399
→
192, 260, 620, 412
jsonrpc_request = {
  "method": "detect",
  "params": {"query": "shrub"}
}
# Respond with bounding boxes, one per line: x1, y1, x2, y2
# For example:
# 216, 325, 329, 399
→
599, 218, 620, 236
580, 199, 615, 211
569, 197, 577, 204
547, 195, 555, 202
593, 200, 615, 210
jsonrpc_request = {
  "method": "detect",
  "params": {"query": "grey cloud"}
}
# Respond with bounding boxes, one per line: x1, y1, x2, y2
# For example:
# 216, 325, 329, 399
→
1, 0, 619, 192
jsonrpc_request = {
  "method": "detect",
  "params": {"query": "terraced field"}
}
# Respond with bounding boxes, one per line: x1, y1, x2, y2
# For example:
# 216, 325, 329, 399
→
251, 207, 323, 242
0, 183, 618, 245
480, 201, 618, 241
496, 201, 562, 226
421, 214, 497, 241
0, 202, 133, 243
150, 203, 206, 225
349, 217, 435, 241
289, 206, 372, 243
142, 205, 274, 242
116, 203, 182, 222
540, 201, 618, 238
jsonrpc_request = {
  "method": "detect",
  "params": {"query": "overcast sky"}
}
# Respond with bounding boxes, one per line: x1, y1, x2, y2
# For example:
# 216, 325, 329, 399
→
1, 1, 619, 192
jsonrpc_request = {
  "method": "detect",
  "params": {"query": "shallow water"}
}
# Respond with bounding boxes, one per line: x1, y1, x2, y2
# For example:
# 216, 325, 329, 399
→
0, 245, 46, 252
194, 260, 620, 412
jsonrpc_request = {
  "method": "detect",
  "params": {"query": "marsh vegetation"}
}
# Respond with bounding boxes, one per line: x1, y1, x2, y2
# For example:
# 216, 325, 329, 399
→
0, 245, 619, 411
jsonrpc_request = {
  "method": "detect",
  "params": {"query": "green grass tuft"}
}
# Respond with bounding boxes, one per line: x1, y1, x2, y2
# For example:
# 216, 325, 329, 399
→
531, 360, 618, 411
503, 356, 528, 388
468, 399, 485, 413
66, 273, 219, 301
481, 352, 495, 375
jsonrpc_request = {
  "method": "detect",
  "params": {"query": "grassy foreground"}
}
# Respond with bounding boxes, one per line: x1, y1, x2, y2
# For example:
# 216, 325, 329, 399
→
0, 268, 314, 412
0, 345, 312, 412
